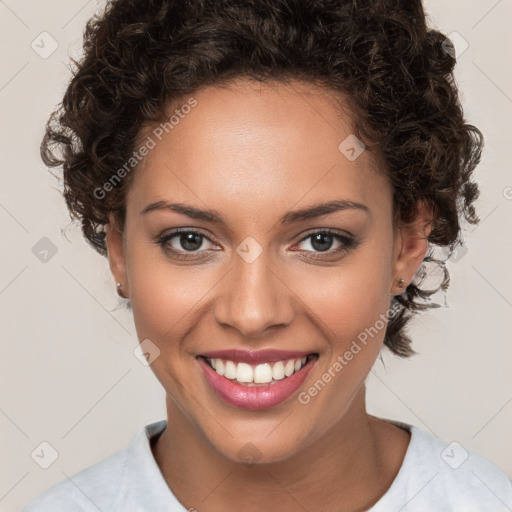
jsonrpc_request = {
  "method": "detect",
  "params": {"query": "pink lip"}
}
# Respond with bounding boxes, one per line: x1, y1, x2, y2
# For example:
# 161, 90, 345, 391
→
199, 348, 315, 365
196, 355, 318, 410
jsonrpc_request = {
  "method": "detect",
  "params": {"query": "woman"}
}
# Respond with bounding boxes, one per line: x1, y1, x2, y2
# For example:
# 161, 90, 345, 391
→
24, 0, 512, 510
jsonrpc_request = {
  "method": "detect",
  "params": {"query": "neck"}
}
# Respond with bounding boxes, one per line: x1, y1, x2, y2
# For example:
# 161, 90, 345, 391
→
152, 386, 409, 512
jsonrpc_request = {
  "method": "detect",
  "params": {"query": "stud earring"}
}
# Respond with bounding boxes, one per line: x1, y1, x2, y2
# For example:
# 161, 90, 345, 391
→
396, 277, 406, 288
116, 282, 126, 298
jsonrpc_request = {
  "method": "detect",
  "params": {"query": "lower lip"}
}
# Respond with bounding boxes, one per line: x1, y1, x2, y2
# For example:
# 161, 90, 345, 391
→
197, 356, 317, 410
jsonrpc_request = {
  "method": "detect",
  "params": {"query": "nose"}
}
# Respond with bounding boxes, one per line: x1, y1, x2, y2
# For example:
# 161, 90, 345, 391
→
213, 251, 295, 338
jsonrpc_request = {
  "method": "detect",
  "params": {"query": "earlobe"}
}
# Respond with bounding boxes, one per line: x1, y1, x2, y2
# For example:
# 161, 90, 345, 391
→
105, 213, 129, 298
390, 200, 433, 295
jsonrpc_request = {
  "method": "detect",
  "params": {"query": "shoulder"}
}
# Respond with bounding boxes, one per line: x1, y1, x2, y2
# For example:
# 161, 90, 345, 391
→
22, 421, 167, 512
370, 419, 512, 512
22, 442, 129, 512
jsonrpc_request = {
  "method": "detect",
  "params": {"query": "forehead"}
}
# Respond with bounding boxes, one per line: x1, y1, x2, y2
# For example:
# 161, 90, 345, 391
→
127, 79, 390, 221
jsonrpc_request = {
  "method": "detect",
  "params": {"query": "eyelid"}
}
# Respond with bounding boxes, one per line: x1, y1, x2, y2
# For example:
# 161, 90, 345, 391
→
295, 227, 354, 241
157, 227, 219, 249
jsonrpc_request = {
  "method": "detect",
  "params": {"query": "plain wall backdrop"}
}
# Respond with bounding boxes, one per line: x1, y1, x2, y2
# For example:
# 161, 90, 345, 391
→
1, 0, 511, 510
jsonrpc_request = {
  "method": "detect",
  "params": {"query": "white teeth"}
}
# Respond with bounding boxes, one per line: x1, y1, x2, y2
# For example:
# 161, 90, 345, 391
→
224, 360, 236, 379
253, 363, 273, 384
284, 359, 295, 377
236, 363, 253, 383
208, 356, 311, 384
215, 359, 224, 375
272, 361, 285, 380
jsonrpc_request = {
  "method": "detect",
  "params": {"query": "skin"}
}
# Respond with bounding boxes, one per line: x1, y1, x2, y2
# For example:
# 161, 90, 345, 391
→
106, 78, 433, 512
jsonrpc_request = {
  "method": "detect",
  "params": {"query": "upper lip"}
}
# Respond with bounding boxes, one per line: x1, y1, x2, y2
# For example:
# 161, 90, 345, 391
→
198, 349, 317, 365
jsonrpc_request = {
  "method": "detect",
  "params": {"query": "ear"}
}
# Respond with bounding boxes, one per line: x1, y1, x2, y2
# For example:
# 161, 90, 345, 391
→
390, 200, 433, 295
105, 212, 129, 298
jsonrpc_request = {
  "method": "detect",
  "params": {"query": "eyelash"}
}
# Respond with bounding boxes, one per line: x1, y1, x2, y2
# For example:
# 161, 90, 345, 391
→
155, 228, 358, 261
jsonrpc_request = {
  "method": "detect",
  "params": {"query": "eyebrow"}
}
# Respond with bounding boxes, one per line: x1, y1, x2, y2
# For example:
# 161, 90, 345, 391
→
140, 199, 369, 225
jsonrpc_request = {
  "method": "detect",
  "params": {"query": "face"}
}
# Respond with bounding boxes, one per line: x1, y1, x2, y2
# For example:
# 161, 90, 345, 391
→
107, 78, 430, 463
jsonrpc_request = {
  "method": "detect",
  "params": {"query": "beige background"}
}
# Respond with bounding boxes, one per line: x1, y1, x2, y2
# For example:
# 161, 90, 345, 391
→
1, 1, 511, 510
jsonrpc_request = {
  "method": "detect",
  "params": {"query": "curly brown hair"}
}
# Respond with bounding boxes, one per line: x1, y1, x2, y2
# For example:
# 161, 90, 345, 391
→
41, 0, 483, 358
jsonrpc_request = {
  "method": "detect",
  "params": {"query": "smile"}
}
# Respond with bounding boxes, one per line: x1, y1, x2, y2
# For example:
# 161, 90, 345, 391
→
196, 349, 318, 410
205, 356, 312, 385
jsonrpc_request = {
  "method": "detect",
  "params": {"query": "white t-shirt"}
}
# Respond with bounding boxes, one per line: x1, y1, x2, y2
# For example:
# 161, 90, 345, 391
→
23, 418, 512, 512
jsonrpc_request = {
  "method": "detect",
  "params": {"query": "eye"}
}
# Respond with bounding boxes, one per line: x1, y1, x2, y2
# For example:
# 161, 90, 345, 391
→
294, 229, 357, 258
155, 228, 359, 262
156, 228, 218, 259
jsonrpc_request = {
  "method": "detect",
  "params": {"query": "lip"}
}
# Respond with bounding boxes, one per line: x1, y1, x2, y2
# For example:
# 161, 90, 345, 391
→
196, 353, 318, 410
198, 348, 314, 365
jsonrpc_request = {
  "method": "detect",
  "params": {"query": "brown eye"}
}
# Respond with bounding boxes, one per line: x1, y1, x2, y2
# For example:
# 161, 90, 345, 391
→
296, 230, 356, 256
156, 228, 218, 260
307, 232, 336, 252
174, 232, 204, 251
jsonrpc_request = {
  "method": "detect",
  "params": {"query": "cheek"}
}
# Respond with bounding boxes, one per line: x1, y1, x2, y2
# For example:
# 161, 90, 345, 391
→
127, 257, 217, 394
290, 252, 393, 426
129, 263, 212, 344
291, 243, 393, 352
124, 236, 209, 344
